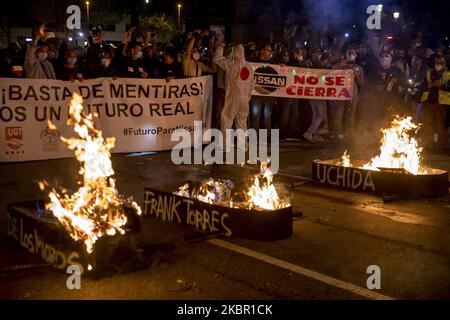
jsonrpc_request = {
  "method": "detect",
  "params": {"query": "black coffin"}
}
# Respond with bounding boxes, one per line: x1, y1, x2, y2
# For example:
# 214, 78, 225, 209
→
143, 187, 293, 242
312, 159, 449, 198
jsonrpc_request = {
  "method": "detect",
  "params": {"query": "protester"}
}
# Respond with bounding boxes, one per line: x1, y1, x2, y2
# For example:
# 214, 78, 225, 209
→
160, 46, 183, 82
85, 29, 109, 79
56, 49, 84, 81
183, 32, 217, 78
303, 53, 331, 143
278, 48, 302, 140
24, 24, 56, 79
421, 54, 450, 149
408, 54, 427, 122
251, 43, 276, 130
362, 51, 404, 137
0, 48, 13, 77
98, 50, 118, 78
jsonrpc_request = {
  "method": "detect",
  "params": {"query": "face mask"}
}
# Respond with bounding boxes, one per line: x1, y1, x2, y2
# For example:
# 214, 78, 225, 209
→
193, 52, 200, 61
67, 57, 77, 65
38, 52, 48, 61
101, 58, 111, 68
134, 51, 143, 59
380, 56, 392, 68
347, 54, 357, 61
297, 56, 304, 62
435, 65, 445, 72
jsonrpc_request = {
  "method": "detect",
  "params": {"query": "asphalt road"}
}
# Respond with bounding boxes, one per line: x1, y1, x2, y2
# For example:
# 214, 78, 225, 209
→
0, 139, 449, 300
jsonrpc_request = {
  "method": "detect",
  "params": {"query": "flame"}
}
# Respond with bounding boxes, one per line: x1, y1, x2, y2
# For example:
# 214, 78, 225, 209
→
246, 162, 290, 210
40, 93, 141, 255
362, 116, 425, 175
174, 163, 290, 211
339, 150, 351, 167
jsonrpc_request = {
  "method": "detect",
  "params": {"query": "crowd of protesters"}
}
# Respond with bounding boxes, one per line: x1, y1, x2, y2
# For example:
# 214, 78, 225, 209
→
1, 23, 450, 150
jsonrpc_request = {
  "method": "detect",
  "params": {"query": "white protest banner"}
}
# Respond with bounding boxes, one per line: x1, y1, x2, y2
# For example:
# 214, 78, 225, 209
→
0, 76, 213, 162
251, 63, 355, 101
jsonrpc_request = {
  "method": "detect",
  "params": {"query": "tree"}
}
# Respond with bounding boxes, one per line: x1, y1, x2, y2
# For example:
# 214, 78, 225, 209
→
139, 14, 177, 43
0, 1, 32, 45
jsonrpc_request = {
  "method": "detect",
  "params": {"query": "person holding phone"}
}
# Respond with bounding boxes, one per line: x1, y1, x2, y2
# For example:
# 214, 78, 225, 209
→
24, 23, 56, 79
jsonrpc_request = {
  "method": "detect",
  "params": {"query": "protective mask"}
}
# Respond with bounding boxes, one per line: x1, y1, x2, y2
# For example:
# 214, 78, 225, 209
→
297, 56, 304, 62
380, 57, 392, 68
38, 52, 48, 61
193, 52, 200, 61
47, 51, 56, 60
234, 45, 245, 61
347, 54, 357, 61
67, 57, 77, 65
101, 58, 111, 68
435, 65, 445, 72
136, 51, 143, 59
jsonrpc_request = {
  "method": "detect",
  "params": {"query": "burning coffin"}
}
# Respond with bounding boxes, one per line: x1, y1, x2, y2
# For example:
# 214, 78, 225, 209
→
143, 164, 293, 242
7, 200, 142, 278
312, 117, 449, 198
7, 93, 146, 278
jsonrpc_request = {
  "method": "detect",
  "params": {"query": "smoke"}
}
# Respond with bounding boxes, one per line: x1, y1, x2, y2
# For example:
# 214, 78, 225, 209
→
302, 0, 385, 31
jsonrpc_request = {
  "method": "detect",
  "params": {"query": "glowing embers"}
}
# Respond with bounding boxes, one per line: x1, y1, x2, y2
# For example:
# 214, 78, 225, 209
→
342, 116, 426, 175
39, 93, 141, 258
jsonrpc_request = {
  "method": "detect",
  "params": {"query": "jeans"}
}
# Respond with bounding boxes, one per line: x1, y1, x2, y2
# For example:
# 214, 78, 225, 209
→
251, 96, 276, 130
422, 103, 446, 148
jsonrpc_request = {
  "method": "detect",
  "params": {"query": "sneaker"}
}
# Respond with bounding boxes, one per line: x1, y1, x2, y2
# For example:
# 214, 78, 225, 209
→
314, 135, 325, 142
303, 132, 316, 143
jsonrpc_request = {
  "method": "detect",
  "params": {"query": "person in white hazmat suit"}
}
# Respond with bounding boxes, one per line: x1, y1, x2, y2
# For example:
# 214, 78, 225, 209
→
213, 43, 254, 152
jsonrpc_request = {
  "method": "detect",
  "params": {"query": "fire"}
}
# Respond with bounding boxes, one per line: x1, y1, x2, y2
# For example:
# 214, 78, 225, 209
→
246, 162, 290, 210
40, 93, 141, 254
175, 162, 290, 211
362, 116, 425, 175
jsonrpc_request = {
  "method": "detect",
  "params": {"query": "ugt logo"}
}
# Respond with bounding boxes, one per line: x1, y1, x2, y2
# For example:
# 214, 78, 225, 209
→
66, 5, 81, 30
5, 127, 23, 151
253, 66, 287, 96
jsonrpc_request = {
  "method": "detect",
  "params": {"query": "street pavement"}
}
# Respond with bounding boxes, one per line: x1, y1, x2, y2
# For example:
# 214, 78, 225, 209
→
0, 139, 449, 300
